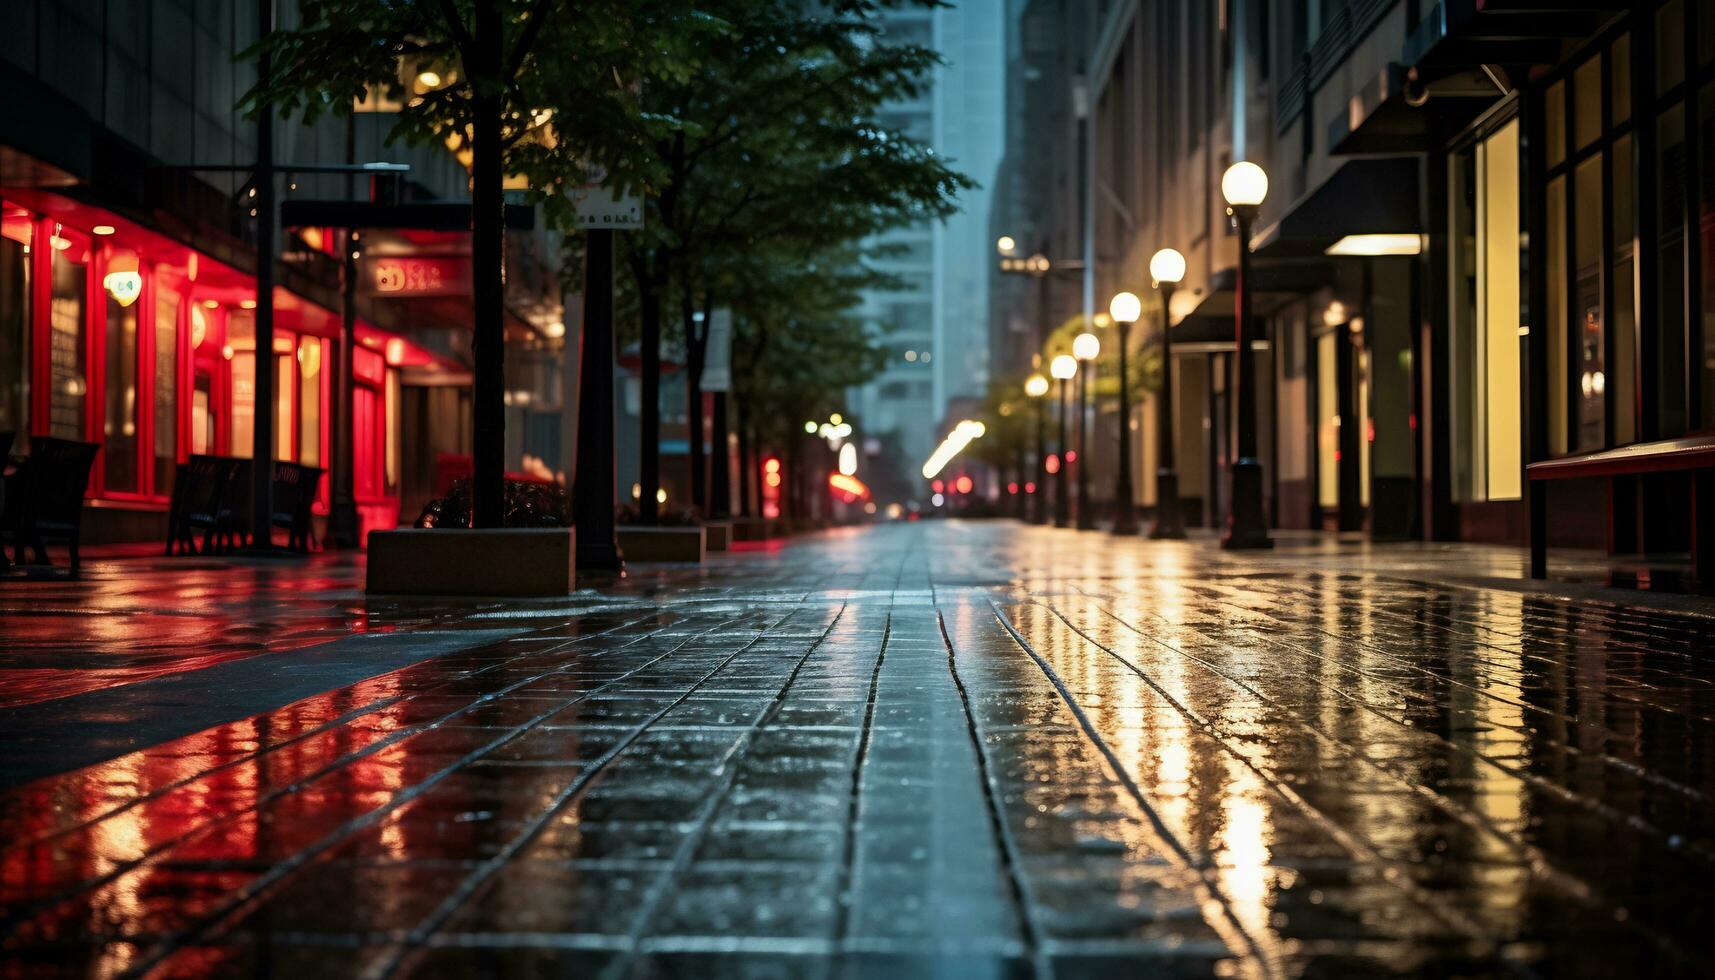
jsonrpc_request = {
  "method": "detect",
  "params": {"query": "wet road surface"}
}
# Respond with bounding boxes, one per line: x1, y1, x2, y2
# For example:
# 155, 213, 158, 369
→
1, 521, 1712, 978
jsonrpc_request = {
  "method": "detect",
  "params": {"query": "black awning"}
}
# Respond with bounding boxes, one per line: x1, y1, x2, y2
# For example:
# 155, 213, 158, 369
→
1174, 261, 1336, 341
1404, 0, 1623, 75
1329, 62, 1507, 155
282, 200, 536, 232
1249, 159, 1420, 259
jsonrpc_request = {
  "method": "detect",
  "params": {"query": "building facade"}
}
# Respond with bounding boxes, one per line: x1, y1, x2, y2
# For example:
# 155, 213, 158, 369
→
1, 0, 568, 545
1006, 0, 1713, 556
853, 0, 1006, 483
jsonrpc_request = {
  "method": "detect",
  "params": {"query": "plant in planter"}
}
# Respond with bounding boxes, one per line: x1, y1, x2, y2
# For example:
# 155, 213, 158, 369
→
417, 478, 572, 529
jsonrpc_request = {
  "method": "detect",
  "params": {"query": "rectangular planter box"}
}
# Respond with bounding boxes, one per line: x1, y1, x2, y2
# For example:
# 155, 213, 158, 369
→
366, 528, 576, 596
704, 521, 732, 551
732, 518, 780, 541
618, 525, 706, 563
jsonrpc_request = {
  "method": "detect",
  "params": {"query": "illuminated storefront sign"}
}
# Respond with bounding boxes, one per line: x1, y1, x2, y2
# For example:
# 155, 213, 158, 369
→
362, 256, 470, 298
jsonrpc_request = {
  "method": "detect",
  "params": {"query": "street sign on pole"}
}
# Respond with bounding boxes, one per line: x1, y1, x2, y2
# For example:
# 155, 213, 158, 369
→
570, 167, 643, 229
701, 308, 732, 392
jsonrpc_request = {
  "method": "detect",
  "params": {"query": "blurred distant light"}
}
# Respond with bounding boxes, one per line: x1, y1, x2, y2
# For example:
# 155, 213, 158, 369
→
1149, 248, 1187, 285
996, 235, 1016, 254
1051, 354, 1076, 380
1007, 482, 1019, 495
1221, 161, 1268, 208
838, 442, 858, 475
955, 474, 973, 495
1325, 233, 1423, 256
1045, 454, 1060, 474
931, 492, 945, 507
1108, 291, 1141, 324
1024, 481, 1036, 494
1073, 332, 1100, 361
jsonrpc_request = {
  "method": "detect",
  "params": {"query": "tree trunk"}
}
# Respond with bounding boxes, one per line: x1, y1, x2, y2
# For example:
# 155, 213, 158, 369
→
736, 409, 753, 518
638, 280, 661, 524
469, 0, 507, 528
710, 392, 730, 518
573, 229, 621, 569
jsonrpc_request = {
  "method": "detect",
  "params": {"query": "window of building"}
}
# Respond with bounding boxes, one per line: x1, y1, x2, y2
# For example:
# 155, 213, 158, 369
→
154, 291, 178, 494
103, 280, 140, 492
49, 229, 89, 440
0, 207, 29, 454
1450, 117, 1523, 501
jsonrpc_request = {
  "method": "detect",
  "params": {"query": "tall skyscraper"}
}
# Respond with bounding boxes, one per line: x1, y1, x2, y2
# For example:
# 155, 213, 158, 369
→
853, 1, 1005, 491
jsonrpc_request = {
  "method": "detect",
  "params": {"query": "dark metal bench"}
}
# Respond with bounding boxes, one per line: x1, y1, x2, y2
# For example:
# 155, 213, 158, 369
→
1527, 434, 1715, 581
165, 455, 248, 555
1, 437, 101, 575
167, 457, 325, 554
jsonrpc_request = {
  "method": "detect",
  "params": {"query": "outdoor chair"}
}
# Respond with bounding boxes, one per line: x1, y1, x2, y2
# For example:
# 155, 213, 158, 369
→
1, 437, 100, 575
272, 462, 325, 552
224, 460, 326, 552
166, 455, 247, 556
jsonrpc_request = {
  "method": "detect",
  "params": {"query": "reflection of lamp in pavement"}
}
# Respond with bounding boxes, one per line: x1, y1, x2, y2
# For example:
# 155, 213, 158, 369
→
1072, 333, 1100, 530
1050, 354, 1077, 528
1024, 373, 1050, 525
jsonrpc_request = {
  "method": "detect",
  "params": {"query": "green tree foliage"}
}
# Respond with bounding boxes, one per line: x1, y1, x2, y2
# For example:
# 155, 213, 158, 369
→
620, 0, 972, 518
244, 0, 721, 201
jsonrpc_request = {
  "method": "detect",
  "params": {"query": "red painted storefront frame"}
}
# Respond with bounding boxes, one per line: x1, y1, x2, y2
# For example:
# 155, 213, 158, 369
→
2, 191, 439, 541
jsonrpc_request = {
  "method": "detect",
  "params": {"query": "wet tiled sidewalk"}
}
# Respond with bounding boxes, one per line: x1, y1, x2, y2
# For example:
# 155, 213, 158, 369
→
2, 522, 1713, 978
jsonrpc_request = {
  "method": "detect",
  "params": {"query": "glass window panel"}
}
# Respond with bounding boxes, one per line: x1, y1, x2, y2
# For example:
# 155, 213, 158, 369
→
1481, 121, 1522, 500
1317, 331, 1337, 510
275, 350, 293, 461
1657, 0, 1685, 96
0, 217, 28, 453
1547, 174, 1568, 456
385, 368, 400, 494
49, 239, 88, 440
192, 372, 212, 455
103, 294, 139, 492
1546, 80, 1566, 169
1613, 33, 1631, 125
1701, 2, 1715, 68
1615, 258, 1636, 443
1657, 105, 1688, 435
1450, 144, 1478, 500
1573, 55, 1602, 151
153, 291, 177, 494
1701, 80, 1715, 428
1574, 154, 1605, 450
1613, 134, 1633, 255
298, 338, 321, 467
230, 351, 254, 458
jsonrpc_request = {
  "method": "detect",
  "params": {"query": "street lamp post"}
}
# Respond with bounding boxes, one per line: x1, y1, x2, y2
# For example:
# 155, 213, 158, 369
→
1072, 332, 1100, 530
1221, 162, 1273, 549
1147, 249, 1187, 539
1025, 374, 1050, 524
1107, 292, 1141, 536
1050, 354, 1077, 528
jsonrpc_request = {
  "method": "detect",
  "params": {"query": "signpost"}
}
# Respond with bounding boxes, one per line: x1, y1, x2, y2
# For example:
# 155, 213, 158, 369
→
570, 172, 641, 571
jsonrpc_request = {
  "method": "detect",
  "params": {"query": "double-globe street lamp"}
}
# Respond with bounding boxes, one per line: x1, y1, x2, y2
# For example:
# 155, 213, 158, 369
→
1049, 354, 1077, 528
1024, 373, 1051, 524
1105, 291, 1142, 536
1147, 247, 1188, 539
1072, 332, 1100, 530
1220, 161, 1273, 549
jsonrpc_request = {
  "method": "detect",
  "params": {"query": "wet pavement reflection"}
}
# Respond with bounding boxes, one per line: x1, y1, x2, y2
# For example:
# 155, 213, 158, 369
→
1, 522, 1712, 977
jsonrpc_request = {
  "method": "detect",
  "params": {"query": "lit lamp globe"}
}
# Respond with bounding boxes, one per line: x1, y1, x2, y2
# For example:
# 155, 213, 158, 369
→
1221, 161, 1269, 208
1149, 248, 1186, 287
1024, 374, 1050, 398
1050, 354, 1077, 380
996, 235, 1017, 255
1073, 332, 1100, 362
1107, 291, 1141, 325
